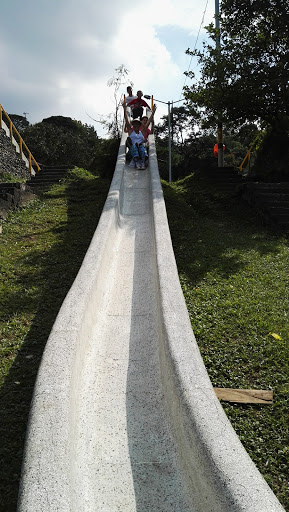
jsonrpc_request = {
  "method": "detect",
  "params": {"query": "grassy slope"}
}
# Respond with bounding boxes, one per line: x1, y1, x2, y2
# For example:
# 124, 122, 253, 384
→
163, 173, 289, 510
0, 169, 110, 512
0, 169, 288, 510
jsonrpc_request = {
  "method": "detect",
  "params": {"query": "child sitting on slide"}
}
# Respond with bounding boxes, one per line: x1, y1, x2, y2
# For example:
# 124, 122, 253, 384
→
123, 100, 156, 170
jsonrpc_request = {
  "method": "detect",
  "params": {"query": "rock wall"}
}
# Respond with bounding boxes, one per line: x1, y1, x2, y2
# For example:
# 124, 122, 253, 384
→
0, 128, 30, 180
0, 183, 35, 220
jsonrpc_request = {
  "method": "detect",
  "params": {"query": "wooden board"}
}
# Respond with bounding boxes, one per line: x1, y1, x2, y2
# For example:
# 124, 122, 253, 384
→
214, 388, 273, 404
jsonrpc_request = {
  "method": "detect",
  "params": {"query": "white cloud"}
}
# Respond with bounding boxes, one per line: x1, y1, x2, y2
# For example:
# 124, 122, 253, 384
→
1, 0, 215, 136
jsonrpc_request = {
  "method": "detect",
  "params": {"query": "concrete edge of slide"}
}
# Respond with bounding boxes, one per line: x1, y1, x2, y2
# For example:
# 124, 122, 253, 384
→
148, 135, 284, 512
17, 132, 127, 511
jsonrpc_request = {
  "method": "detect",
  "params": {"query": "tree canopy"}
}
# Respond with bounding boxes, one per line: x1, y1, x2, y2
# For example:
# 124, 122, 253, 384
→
155, 107, 260, 180
8, 114, 29, 132
184, 0, 289, 131
22, 116, 99, 168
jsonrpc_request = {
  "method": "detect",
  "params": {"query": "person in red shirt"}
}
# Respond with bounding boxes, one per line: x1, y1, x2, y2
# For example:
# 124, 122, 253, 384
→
127, 90, 151, 119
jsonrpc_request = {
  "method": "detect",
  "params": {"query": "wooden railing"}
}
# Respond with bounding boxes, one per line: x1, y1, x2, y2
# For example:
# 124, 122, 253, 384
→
0, 104, 40, 174
239, 131, 262, 173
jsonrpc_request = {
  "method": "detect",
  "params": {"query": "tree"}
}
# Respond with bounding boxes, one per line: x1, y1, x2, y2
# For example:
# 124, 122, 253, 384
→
87, 65, 133, 139
185, 0, 289, 127
107, 65, 133, 139
155, 106, 198, 146
155, 108, 216, 180
8, 114, 29, 132
22, 116, 100, 168
184, 0, 289, 176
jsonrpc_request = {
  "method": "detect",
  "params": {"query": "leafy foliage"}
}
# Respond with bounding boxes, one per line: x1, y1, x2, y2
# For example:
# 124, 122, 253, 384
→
155, 107, 259, 179
183, 0, 289, 176
22, 116, 100, 168
155, 106, 215, 180
184, 0, 289, 128
7, 114, 29, 133
91, 137, 120, 179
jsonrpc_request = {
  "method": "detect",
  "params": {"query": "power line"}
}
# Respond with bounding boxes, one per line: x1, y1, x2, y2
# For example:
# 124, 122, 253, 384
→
179, 0, 209, 101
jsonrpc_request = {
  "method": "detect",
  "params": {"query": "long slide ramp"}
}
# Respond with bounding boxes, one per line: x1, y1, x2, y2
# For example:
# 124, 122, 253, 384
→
17, 132, 284, 511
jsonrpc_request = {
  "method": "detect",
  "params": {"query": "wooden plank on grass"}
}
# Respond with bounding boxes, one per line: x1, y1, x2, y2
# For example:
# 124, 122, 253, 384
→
214, 388, 273, 404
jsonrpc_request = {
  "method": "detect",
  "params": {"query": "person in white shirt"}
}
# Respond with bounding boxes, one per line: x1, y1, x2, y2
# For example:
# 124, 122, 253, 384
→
125, 86, 136, 105
124, 86, 137, 134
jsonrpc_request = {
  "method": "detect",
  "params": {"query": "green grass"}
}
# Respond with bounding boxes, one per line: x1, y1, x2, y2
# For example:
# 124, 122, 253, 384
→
163, 173, 289, 510
0, 168, 110, 512
0, 171, 27, 183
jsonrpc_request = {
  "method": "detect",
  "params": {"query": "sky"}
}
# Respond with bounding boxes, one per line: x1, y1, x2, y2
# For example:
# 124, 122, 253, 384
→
1, 0, 215, 137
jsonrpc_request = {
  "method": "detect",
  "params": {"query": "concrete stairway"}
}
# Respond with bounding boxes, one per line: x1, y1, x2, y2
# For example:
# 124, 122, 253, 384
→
200, 166, 243, 193
26, 165, 70, 188
242, 182, 289, 229
200, 166, 289, 230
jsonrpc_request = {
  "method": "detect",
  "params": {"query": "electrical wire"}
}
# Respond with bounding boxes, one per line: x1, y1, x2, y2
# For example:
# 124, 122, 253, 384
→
179, 0, 209, 101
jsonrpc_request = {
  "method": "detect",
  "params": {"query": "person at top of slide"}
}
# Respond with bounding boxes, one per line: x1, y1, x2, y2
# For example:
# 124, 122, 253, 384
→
123, 100, 156, 169
125, 86, 136, 106
127, 90, 151, 119
124, 86, 137, 133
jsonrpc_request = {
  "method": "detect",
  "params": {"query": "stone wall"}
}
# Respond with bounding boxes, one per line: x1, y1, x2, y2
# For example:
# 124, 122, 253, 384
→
0, 183, 35, 220
0, 128, 30, 180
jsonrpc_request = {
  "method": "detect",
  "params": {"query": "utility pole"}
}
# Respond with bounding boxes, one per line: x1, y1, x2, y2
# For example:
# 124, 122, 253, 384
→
144, 95, 183, 183
167, 101, 172, 183
215, 0, 224, 167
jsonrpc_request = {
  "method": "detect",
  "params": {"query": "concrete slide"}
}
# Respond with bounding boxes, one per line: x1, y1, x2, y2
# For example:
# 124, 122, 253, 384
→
17, 131, 284, 511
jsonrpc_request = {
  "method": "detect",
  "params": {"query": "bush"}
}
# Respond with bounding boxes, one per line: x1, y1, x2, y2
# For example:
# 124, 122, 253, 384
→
22, 116, 100, 169
252, 127, 289, 182
91, 138, 120, 179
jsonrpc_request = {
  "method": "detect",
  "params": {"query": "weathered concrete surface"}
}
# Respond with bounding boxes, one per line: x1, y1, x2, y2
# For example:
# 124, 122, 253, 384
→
17, 132, 285, 511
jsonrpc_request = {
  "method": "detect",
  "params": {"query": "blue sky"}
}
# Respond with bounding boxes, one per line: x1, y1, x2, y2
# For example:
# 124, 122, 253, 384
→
1, 0, 215, 136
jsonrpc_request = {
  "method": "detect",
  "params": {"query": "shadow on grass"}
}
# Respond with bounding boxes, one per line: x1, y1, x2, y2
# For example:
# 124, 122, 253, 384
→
0, 176, 110, 512
162, 175, 283, 287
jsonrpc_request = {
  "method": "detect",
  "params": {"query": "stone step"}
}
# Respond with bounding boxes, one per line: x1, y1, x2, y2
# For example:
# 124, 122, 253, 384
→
28, 173, 67, 181
255, 192, 289, 202
241, 181, 289, 229
203, 166, 238, 174
276, 217, 289, 226
206, 177, 242, 184
254, 190, 289, 206
26, 179, 64, 187
246, 182, 289, 193
268, 206, 289, 218
261, 200, 289, 208
26, 165, 70, 187
33, 168, 69, 176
